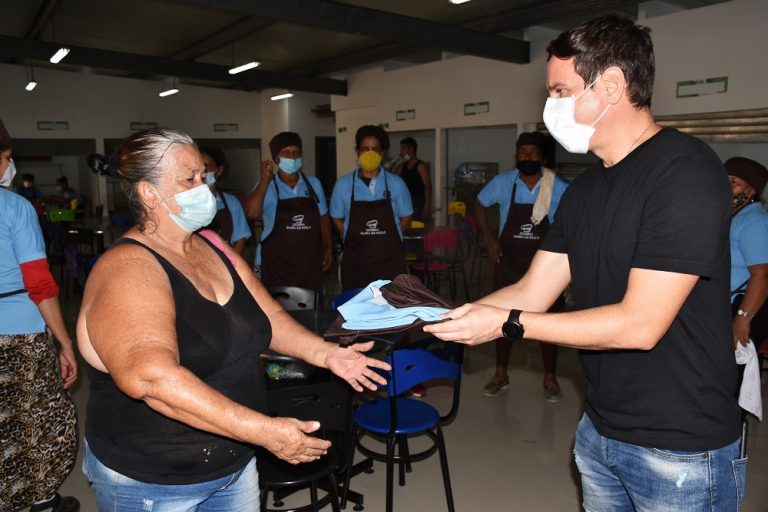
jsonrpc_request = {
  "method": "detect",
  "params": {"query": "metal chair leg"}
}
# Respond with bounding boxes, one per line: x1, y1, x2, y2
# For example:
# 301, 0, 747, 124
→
436, 426, 455, 512
386, 435, 396, 512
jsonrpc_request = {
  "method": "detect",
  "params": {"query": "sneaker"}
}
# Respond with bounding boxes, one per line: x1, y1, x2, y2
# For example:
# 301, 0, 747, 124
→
544, 380, 562, 403
409, 384, 428, 397
30, 494, 80, 512
482, 377, 509, 397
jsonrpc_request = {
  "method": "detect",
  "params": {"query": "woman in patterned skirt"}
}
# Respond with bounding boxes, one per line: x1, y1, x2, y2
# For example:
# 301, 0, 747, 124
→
0, 119, 79, 512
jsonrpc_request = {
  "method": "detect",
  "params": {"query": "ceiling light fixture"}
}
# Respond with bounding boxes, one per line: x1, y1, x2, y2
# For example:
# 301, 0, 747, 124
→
448, 0, 472, 4
270, 93, 294, 101
229, 61, 260, 75
159, 88, 179, 97
25, 67, 37, 91
49, 47, 70, 64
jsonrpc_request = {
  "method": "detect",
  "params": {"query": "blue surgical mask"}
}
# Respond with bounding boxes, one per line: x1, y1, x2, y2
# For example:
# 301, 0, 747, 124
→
278, 157, 303, 174
205, 171, 216, 186
160, 184, 217, 233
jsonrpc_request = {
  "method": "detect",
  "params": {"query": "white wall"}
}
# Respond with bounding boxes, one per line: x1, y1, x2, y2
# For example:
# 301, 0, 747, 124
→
330, 0, 767, 212
259, 89, 335, 177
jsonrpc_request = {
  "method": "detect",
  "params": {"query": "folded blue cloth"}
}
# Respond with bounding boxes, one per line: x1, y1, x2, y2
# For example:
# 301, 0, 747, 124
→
338, 280, 450, 330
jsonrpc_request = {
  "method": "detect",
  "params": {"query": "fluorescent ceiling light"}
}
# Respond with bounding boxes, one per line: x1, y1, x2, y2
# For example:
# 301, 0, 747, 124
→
49, 47, 70, 64
159, 88, 179, 97
228, 61, 260, 75
25, 81, 37, 91
270, 93, 294, 101
448, 0, 472, 4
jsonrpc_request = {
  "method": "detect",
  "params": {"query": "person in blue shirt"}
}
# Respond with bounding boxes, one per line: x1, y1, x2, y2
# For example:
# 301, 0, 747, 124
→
0, 119, 79, 512
14, 173, 44, 202
330, 125, 413, 291
200, 146, 252, 256
474, 132, 569, 401
726, 156, 768, 349
244, 132, 332, 293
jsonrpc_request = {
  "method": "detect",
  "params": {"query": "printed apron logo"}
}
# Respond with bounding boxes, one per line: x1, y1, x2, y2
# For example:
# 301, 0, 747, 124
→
513, 223, 539, 240
361, 219, 386, 236
287, 213, 312, 231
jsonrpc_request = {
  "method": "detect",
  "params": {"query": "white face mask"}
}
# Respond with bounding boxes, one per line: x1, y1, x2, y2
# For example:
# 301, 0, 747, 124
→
542, 77, 610, 154
0, 158, 17, 188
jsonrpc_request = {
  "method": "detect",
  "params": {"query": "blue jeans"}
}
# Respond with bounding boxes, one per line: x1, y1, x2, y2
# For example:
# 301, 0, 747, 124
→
83, 442, 260, 511
574, 414, 747, 512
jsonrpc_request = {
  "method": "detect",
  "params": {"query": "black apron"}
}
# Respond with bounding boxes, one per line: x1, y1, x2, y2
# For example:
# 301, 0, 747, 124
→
495, 180, 549, 288
341, 171, 407, 291
261, 173, 324, 292
495, 179, 565, 311
206, 192, 234, 243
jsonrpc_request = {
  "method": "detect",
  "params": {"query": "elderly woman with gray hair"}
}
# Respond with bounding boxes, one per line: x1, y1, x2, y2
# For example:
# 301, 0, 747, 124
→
77, 129, 389, 511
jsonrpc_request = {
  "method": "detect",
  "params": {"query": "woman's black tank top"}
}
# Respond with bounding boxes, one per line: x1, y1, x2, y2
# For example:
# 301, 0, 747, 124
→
85, 235, 271, 484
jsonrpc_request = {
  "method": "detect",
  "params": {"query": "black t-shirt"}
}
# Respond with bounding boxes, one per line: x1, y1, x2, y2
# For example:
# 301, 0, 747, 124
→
541, 128, 741, 451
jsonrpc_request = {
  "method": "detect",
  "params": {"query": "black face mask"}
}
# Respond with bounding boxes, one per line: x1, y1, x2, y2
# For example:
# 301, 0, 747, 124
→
517, 160, 542, 177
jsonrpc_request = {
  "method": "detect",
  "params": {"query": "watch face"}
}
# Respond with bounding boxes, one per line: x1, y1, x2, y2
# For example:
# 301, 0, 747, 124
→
502, 321, 524, 340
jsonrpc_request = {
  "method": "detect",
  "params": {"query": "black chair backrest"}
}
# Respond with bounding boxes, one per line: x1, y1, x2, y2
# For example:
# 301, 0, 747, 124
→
266, 378, 352, 435
269, 286, 319, 311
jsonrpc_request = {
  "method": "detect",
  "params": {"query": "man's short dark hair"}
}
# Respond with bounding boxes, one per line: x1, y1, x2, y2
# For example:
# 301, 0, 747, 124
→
21, 173, 34, 182
57, 175, 69, 186
547, 15, 655, 109
400, 137, 417, 152
355, 125, 389, 151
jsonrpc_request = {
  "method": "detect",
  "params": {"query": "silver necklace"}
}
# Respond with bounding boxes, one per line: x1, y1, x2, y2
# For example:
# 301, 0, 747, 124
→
628, 120, 655, 154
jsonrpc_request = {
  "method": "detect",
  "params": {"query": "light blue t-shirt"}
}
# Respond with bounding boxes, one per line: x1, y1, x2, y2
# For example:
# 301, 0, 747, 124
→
0, 188, 46, 334
730, 202, 768, 300
255, 174, 328, 265
330, 168, 413, 238
216, 191, 251, 245
477, 168, 569, 237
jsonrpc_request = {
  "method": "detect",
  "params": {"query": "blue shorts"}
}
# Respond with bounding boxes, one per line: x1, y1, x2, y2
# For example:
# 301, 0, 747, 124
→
574, 413, 747, 511
83, 442, 260, 511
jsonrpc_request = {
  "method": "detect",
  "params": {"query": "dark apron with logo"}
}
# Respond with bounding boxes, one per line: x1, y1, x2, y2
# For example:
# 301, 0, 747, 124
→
341, 171, 407, 291
495, 180, 565, 311
261, 175, 324, 292
207, 192, 234, 243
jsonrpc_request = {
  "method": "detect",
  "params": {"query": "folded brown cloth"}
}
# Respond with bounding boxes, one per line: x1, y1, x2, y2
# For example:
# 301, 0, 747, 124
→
324, 274, 454, 346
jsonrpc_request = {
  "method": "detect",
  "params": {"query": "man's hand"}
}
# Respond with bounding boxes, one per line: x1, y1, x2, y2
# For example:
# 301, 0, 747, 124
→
322, 247, 333, 271
485, 239, 502, 263
733, 315, 751, 348
262, 417, 331, 464
423, 303, 509, 345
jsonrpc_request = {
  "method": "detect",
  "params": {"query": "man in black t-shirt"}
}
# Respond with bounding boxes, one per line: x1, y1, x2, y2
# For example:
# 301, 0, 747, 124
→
426, 15, 745, 511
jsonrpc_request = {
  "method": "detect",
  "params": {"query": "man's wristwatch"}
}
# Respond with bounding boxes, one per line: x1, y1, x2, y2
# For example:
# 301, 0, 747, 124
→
737, 309, 755, 321
502, 309, 525, 340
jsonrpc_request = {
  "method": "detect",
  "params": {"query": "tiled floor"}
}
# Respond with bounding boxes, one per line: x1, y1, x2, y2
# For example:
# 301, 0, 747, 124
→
46, 257, 768, 511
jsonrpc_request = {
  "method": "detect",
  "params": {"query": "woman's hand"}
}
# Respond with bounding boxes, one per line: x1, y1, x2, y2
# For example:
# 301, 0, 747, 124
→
58, 344, 78, 389
262, 417, 331, 464
733, 316, 751, 348
325, 341, 391, 392
423, 303, 508, 346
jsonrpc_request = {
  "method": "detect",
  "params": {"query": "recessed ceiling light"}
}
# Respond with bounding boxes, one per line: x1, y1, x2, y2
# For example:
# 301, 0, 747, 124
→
448, 0, 472, 4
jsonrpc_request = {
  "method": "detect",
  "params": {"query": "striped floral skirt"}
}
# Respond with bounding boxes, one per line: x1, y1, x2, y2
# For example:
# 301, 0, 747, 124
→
0, 331, 78, 510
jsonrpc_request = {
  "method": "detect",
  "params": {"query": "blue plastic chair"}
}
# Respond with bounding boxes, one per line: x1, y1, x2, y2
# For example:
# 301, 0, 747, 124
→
345, 338, 463, 512
330, 287, 364, 311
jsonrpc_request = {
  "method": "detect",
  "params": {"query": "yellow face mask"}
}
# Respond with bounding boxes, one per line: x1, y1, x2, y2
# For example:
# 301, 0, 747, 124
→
357, 150, 383, 172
